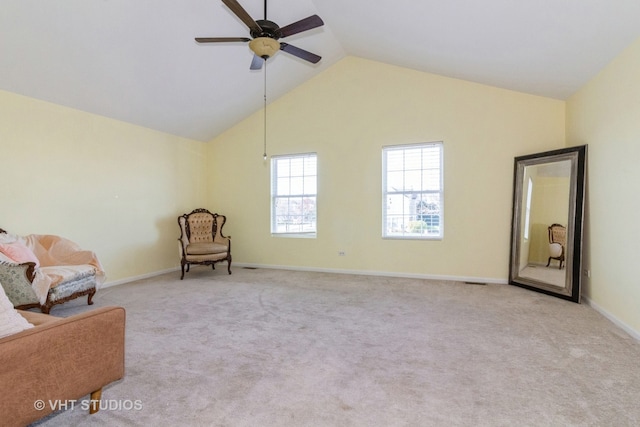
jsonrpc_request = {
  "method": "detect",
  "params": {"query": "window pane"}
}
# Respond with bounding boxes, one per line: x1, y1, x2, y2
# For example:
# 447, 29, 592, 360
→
387, 170, 404, 192
386, 150, 404, 171
290, 176, 304, 195
422, 169, 440, 191
423, 154, 439, 169
404, 149, 422, 170
276, 177, 290, 195
404, 170, 421, 191
304, 157, 317, 175
290, 158, 304, 176
276, 159, 290, 178
304, 176, 316, 194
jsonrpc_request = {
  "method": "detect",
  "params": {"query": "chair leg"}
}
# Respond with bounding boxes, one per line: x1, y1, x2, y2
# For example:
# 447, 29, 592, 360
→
227, 255, 232, 275
87, 289, 96, 305
180, 261, 186, 280
89, 388, 102, 414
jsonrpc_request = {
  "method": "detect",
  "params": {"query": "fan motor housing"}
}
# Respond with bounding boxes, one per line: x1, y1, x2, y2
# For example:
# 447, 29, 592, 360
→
252, 19, 282, 40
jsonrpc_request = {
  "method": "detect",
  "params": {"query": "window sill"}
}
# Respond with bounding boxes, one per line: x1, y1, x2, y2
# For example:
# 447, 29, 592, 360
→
382, 235, 443, 241
271, 233, 317, 239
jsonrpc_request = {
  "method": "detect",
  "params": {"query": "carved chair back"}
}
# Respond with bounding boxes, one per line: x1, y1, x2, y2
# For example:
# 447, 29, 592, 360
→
178, 209, 228, 246
548, 223, 567, 246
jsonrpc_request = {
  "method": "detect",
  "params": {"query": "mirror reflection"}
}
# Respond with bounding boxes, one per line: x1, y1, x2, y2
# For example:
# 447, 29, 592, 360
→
518, 160, 571, 288
509, 145, 587, 303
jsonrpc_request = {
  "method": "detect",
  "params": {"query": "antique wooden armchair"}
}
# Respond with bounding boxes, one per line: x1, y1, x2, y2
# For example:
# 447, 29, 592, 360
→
178, 209, 232, 279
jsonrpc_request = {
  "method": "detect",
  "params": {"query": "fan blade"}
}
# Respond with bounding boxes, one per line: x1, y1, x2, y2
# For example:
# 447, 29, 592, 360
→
222, 0, 262, 34
279, 15, 324, 38
195, 37, 250, 43
280, 42, 321, 64
250, 54, 264, 70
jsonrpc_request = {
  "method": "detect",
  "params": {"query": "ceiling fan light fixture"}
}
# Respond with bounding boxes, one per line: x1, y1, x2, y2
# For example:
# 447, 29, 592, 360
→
249, 37, 280, 59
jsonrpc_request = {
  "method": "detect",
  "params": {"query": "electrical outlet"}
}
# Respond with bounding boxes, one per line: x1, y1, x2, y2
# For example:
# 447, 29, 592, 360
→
338, 251, 346, 256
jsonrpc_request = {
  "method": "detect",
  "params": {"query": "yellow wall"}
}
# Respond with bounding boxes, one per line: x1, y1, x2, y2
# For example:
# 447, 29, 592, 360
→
207, 57, 565, 281
566, 36, 640, 333
0, 90, 207, 282
528, 176, 571, 265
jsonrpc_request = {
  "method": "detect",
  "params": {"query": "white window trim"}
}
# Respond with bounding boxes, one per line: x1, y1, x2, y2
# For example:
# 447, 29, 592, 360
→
270, 152, 318, 238
382, 141, 444, 240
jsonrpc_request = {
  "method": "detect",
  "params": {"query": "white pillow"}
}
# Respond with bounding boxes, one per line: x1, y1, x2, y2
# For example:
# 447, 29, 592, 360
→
549, 242, 563, 258
0, 283, 34, 339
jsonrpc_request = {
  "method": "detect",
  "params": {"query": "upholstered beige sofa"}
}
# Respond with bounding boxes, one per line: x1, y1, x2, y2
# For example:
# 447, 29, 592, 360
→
0, 306, 126, 427
0, 228, 105, 313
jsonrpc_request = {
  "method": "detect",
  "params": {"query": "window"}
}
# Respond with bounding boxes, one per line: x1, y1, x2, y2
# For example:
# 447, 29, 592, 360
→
524, 177, 533, 240
383, 142, 443, 239
271, 153, 317, 236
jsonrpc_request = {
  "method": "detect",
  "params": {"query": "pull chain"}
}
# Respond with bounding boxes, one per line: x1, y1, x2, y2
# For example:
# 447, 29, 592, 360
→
263, 58, 267, 160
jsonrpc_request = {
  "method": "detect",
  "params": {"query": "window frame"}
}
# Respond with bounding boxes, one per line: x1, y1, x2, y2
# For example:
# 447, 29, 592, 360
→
382, 142, 444, 240
270, 152, 318, 238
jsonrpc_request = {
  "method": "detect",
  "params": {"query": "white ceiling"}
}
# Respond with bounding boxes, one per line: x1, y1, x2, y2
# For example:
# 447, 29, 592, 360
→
1, 0, 639, 142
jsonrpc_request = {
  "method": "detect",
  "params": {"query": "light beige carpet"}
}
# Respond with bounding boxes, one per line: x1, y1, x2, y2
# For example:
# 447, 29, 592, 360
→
32, 267, 640, 426
519, 264, 566, 288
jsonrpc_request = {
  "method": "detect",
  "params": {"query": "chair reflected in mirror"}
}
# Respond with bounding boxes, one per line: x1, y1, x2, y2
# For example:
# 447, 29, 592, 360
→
546, 223, 566, 269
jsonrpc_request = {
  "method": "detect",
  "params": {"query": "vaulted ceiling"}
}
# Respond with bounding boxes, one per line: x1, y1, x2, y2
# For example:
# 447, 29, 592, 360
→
2, 0, 639, 142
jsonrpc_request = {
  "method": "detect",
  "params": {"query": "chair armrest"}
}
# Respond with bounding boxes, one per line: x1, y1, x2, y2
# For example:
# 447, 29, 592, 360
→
214, 235, 231, 246
0, 306, 126, 426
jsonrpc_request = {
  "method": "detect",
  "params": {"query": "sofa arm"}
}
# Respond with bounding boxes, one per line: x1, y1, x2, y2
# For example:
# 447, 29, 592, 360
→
0, 261, 38, 306
0, 306, 126, 427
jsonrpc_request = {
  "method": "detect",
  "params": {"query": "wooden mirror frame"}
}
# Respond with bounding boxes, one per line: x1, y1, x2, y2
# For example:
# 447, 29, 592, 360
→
508, 145, 587, 303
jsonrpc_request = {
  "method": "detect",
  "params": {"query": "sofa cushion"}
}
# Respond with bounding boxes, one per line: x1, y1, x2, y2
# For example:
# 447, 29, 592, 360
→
39, 265, 96, 288
549, 242, 563, 257
47, 274, 96, 303
186, 242, 228, 255
0, 283, 33, 338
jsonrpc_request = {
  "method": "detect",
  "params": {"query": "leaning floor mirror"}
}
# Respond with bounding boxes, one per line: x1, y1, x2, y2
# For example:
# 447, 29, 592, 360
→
509, 145, 587, 303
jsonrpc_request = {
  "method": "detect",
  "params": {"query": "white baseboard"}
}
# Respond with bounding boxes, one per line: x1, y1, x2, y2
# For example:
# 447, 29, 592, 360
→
583, 296, 640, 341
101, 267, 180, 288
234, 262, 508, 285
103, 262, 506, 287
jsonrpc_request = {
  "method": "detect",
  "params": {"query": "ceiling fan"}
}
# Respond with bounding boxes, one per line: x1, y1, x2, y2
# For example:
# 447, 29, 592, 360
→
196, 0, 324, 70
